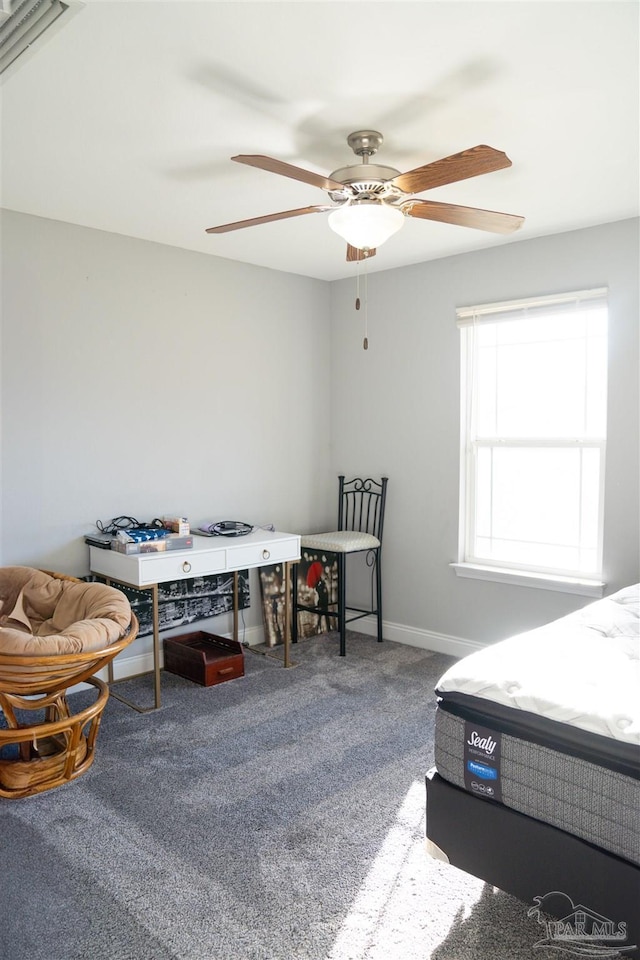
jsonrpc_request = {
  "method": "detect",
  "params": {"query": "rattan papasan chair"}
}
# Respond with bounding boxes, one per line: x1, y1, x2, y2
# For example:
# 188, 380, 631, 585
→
0, 566, 138, 799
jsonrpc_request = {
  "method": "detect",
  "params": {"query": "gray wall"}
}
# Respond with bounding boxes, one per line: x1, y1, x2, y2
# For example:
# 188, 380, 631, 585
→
0, 209, 332, 652
2, 210, 638, 654
330, 218, 640, 645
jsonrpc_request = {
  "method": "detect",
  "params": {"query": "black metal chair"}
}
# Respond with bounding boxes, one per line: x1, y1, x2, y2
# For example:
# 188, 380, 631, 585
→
292, 476, 388, 656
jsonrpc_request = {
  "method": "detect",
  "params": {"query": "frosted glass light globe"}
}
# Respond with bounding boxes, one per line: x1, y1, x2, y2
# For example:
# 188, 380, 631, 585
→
328, 201, 404, 250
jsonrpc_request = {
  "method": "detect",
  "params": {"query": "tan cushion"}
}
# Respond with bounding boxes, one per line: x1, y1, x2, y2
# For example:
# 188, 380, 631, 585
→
0, 566, 131, 656
300, 531, 380, 553
0, 565, 39, 621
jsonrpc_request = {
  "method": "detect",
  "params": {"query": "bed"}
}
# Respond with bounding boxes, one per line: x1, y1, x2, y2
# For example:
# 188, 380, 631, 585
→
425, 584, 640, 952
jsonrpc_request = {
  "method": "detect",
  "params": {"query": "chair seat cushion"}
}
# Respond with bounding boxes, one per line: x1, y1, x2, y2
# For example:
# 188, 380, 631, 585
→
0, 567, 131, 656
300, 531, 380, 553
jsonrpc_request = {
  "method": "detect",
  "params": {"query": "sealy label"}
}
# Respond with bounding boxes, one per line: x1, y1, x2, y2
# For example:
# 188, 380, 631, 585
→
464, 721, 502, 802
467, 730, 498, 755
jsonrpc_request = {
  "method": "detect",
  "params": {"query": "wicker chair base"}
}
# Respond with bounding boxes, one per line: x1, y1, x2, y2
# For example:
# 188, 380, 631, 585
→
0, 676, 108, 798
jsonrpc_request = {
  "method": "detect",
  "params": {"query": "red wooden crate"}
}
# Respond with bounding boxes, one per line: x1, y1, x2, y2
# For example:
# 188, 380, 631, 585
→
163, 631, 244, 686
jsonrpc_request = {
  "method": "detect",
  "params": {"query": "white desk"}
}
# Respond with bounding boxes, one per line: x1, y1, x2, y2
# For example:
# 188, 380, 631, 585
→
89, 529, 300, 711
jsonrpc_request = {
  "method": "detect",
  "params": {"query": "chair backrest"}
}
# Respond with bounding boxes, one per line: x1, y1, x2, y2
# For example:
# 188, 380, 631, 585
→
0, 615, 139, 696
338, 476, 388, 542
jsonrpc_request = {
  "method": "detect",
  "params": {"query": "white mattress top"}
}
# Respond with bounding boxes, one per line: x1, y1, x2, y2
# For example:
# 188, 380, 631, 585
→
437, 584, 640, 745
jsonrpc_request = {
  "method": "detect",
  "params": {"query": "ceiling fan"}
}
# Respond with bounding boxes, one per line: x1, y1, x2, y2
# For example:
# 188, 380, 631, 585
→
206, 130, 524, 262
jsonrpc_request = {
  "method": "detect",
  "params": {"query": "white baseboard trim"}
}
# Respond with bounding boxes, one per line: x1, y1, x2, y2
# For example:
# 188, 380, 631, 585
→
71, 620, 476, 693
349, 616, 482, 659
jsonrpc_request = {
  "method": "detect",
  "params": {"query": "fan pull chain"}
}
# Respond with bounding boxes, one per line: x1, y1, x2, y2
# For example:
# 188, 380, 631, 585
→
363, 254, 369, 350
354, 254, 369, 349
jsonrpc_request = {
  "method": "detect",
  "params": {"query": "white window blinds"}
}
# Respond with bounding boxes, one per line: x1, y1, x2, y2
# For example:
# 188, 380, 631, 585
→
456, 288, 608, 581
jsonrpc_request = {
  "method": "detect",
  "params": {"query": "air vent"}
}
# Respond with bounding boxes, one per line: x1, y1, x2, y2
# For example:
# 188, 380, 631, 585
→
350, 182, 389, 196
0, 0, 83, 77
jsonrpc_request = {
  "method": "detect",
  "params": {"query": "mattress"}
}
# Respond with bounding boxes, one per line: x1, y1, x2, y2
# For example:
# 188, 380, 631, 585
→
437, 584, 639, 746
434, 704, 640, 866
432, 584, 640, 867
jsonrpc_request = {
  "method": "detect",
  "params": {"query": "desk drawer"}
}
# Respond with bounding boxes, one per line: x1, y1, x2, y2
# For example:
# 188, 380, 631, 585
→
136, 550, 226, 584
226, 536, 299, 570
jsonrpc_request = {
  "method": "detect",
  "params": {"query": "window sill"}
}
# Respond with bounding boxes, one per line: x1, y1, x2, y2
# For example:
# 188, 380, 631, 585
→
450, 563, 605, 598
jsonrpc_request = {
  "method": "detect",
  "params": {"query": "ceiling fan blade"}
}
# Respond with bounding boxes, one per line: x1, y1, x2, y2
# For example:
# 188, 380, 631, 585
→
206, 205, 331, 234
346, 245, 377, 262
404, 199, 524, 234
232, 155, 346, 192
390, 145, 512, 195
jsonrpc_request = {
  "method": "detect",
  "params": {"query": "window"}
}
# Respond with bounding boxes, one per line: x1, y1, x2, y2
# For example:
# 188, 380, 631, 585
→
455, 288, 608, 594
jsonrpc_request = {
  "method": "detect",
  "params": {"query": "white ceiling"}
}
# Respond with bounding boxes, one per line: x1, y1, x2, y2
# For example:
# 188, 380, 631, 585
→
1, 0, 638, 282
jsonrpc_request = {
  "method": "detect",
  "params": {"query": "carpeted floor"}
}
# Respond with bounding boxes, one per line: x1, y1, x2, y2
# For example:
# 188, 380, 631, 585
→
0, 632, 604, 960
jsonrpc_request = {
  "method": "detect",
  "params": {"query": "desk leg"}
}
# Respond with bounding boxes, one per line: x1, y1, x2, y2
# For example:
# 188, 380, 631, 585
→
104, 578, 161, 713
151, 583, 161, 709
284, 561, 291, 669
233, 571, 239, 644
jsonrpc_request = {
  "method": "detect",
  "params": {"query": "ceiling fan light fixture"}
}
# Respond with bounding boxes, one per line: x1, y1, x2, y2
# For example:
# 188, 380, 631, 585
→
328, 201, 404, 250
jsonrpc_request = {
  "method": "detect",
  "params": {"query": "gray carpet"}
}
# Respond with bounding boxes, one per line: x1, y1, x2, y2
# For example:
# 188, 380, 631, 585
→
0, 633, 585, 960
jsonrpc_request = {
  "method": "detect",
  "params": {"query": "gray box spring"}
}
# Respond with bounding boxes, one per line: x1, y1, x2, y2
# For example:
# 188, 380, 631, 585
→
434, 705, 640, 867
